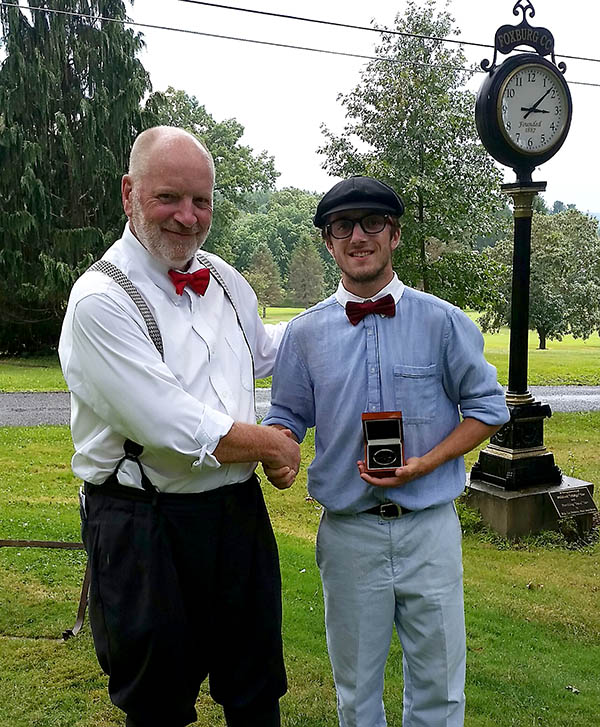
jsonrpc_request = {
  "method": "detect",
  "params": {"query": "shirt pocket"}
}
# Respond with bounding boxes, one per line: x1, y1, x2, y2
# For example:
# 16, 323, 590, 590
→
393, 363, 439, 423
224, 331, 254, 392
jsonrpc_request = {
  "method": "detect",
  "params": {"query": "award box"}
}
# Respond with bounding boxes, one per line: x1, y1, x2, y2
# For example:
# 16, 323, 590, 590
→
361, 411, 405, 477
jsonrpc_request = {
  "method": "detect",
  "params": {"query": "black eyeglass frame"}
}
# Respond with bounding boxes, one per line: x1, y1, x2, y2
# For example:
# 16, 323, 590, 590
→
325, 213, 393, 240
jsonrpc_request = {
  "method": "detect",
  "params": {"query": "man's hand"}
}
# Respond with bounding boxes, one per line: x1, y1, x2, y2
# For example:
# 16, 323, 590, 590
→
357, 457, 425, 488
357, 418, 502, 488
212, 421, 300, 489
263, 427, 300, 490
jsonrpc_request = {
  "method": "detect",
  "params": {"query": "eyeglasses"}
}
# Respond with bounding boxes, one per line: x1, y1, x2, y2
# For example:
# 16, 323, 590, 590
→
325, 214, 391, 240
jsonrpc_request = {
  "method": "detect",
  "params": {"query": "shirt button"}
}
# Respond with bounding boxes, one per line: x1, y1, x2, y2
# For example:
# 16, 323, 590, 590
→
371, 405, 377, 412
370, 367, 376, 373
367, 328, 373, 336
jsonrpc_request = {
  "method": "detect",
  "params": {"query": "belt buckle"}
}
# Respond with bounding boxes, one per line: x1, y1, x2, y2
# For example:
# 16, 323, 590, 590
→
379, 503, 401, 520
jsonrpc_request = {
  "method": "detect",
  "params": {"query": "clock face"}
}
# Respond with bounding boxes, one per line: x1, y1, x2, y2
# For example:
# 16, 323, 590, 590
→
498, 63, 569, 155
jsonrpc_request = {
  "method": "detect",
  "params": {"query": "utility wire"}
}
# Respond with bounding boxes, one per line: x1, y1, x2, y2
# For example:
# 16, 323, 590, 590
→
179, 0, 600, 65
0, 1, 598, 88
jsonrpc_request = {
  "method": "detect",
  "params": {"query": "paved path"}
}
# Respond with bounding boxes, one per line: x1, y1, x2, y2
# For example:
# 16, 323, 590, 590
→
0, 388, 273, 426
2, 386, 600, 426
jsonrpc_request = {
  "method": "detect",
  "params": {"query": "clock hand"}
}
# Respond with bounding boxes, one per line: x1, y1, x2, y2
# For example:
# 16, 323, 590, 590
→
523, 89, 552, 119
520, 107, 550, 114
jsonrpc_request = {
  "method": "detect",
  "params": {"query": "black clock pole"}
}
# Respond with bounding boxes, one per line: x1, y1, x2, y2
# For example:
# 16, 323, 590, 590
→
466, 0, 596, 537
471, 178, 561, 491
504, 182, 545, 401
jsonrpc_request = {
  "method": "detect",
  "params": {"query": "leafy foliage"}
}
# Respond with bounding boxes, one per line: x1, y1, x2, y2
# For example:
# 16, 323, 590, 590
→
145, 86, 279, 262
228, 187, 338, 303
480, 210, 600, 349
230, 188, 320, 273
0, 0, 152, 353
426, 244, 506, 311
318, 0, 505, 299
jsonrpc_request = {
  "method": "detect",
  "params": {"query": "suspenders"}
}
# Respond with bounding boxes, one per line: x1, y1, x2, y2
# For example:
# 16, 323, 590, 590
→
88, 260, 164, 358
87, 254, 255, 491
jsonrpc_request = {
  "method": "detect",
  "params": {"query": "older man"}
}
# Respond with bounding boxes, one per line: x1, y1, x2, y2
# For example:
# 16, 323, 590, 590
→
264, 176, 509, 727
59, 126, 299, 727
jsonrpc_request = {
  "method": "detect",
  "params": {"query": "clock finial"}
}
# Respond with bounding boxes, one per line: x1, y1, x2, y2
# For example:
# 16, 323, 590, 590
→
513, 1, 536, 22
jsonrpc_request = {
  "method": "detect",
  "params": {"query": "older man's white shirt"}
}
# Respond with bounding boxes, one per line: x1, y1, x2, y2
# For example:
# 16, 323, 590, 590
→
59, 225, 285, 493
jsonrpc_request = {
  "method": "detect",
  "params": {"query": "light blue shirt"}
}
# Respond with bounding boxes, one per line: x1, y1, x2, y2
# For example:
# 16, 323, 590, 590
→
263, 275, 510, 513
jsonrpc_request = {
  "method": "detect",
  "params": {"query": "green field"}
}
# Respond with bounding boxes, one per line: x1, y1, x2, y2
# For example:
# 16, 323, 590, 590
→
3, 307, 600, 391
478, 323, 600, 386
0, 420, 599, 726
2, 306, 599, 724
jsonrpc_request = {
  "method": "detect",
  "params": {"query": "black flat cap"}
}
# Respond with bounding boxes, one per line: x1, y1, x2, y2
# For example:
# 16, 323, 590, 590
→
314, 175, 404, 228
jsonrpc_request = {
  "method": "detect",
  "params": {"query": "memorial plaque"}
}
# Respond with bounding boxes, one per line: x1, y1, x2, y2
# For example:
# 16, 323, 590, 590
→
548, 487, 597, 518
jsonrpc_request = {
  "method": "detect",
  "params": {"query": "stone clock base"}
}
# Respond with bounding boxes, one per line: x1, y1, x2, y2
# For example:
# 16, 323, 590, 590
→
464, 475, 595, 540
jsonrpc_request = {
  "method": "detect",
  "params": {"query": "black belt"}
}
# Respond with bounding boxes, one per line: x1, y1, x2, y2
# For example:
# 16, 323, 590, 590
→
362, 503, 412, 519
84, 474, 259, 505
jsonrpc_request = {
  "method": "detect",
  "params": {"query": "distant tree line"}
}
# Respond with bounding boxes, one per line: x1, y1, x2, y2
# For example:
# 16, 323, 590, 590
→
1, 0, 599, 354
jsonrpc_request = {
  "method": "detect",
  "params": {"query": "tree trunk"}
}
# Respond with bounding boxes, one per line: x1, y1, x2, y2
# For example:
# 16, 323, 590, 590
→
537, 329, 547, 350
418, 188, 428, 292
262, 305, 266, 318
418, 141, 428, 293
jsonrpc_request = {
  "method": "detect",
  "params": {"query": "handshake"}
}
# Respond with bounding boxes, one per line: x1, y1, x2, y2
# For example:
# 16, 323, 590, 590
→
213, 421, 301, 490
262, 424, 300, 490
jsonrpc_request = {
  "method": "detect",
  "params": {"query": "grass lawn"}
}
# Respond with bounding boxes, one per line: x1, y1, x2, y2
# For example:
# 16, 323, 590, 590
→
3, 308, 600, 391
1, 420, 599, 726
478, 323, 600, 386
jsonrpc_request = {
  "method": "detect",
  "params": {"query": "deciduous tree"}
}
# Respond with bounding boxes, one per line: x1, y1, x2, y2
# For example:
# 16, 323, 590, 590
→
480, 210, 600, 349
318, 0, 504, 296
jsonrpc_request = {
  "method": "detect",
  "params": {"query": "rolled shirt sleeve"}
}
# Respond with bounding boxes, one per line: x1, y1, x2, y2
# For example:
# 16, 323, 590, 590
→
262, 325, 314, 443
65, 292, 234, 471
442, 308, 510, 427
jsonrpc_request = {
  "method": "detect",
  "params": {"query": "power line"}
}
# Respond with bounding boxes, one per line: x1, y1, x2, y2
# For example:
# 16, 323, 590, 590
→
0, 2, 598, 88
178, 0, 600, 66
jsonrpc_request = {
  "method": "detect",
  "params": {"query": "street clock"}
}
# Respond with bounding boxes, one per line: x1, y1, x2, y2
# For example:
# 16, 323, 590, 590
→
475, 1, 572, 181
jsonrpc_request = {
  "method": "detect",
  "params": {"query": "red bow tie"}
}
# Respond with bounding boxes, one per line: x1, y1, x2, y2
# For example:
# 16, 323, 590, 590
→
345, 294, 396, 325
168, 268, 210, 296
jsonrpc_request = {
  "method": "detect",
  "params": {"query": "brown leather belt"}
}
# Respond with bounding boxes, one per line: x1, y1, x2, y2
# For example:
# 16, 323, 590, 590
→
363, 503, 412, 519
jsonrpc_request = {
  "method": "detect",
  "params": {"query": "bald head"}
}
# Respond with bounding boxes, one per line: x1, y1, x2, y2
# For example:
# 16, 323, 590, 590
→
122, 126, 215, 269
128, 126, 215, 181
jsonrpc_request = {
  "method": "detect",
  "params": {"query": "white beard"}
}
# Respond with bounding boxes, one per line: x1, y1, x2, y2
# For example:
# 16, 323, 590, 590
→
130, 195, 208, 269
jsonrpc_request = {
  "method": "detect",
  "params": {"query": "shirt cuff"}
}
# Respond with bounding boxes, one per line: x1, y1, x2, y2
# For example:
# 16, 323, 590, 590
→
192, 409, 234, 470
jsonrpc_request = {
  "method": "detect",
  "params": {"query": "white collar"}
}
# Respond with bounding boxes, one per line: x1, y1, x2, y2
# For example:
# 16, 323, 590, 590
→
334, 273, 404, 307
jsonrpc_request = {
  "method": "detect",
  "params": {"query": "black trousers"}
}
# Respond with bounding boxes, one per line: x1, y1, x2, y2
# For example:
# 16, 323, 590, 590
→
82, 477, 286, 727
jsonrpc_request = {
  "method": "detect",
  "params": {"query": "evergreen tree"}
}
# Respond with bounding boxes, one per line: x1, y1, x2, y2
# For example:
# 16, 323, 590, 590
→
0, 0, 152, 352
287, 236, 324, 308
244, 244, 283, 318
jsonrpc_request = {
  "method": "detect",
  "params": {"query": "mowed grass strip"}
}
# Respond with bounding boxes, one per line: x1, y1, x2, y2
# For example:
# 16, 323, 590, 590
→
1, 422, 599, 726
3, 308, 600, 390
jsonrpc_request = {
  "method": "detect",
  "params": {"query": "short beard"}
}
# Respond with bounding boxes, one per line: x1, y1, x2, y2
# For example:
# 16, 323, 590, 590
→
343, 257, 391, 285
130, 195, 207, 269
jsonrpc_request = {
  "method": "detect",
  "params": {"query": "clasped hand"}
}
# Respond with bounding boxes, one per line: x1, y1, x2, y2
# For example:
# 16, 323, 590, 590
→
263, 428, 300, 490
357, 456, 426, 488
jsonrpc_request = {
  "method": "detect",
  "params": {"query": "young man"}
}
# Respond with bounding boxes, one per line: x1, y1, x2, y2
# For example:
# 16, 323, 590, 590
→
263, 176, 509, 727
59, 126, 300, 727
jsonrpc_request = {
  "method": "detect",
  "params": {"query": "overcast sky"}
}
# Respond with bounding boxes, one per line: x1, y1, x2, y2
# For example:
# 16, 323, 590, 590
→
130, 1, 599, 212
